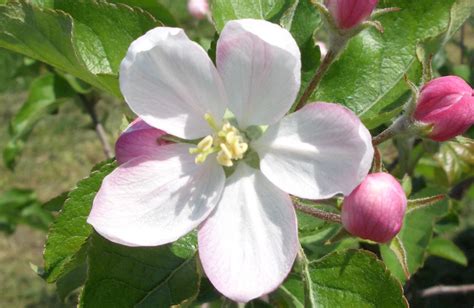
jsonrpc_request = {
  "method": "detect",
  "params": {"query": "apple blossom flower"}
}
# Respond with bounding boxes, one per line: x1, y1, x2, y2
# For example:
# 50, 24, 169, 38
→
187, 0, 209, 20
342, 173, 407, 243
325, 0, 378, 30
414, 76, 474, 142
88, 19, 373, 302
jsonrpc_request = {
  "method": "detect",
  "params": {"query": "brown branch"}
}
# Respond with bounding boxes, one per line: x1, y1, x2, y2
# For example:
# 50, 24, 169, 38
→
419, 284, 474, 298
79, 94, 114, 159
293, 49, 338, 111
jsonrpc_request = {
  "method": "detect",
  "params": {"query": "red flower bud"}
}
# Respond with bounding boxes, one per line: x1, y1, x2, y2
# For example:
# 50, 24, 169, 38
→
187, 0, 209, 20
325, 0, 378, 30
414, 76, 474, 142
342, 173, 407, 243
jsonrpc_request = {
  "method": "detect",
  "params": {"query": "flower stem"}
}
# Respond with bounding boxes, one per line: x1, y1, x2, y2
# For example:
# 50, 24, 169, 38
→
293, 49, 338, 111
372, 146, 384, 172
293, 201, 342, 224
372, 115, 411, 145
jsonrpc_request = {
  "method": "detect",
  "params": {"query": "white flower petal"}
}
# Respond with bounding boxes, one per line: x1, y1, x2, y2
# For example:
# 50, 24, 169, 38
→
198, 163, 298, 303
88, 143, 225, 247
120, 27, 227, 139
253, 103, 374, 199
217, 19, 301, 128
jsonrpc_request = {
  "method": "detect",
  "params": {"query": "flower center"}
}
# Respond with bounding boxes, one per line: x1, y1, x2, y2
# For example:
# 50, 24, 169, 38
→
190, 113, 248, 167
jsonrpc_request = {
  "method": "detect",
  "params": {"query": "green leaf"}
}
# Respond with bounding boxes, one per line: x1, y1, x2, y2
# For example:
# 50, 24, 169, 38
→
212, 0, 289, 32
282, 250, 408, 308
3, 73, 74, 169
42, 192, 69, 212
0, 48, 29, 92
274, 278, 304, 308
427, 237, 468, 266
0, 0, 158, 96
308, 250, 407, 307
108, 0, 178, 26
380, 187, 449, 283
311, 0, 473, 121
79, 233, 200, 307
280, 0, 320, 48
43, 160, 116, 283
56, 261, 88, 301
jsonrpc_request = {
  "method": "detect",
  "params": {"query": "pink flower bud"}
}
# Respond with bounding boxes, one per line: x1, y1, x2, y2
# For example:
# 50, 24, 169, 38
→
342, 173, 407, 243
325, 0, 378, 30
414, 76, 474, 142
187, 0, 209, 20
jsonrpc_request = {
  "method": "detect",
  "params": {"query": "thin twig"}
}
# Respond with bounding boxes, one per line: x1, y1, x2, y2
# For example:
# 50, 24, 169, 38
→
293, 201, 342, 224
419, 284, 474, 298
79, 94, 114, 159
460, 23, 465, 64
293, 49, 338, 111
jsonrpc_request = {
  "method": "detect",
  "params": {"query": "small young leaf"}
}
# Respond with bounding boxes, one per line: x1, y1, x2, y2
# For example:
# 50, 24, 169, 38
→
406, 194, 446, 213
387, 236, 410, 279
43, 160, 116, 283
434, 138, 474, 184
427, 237, 468, 266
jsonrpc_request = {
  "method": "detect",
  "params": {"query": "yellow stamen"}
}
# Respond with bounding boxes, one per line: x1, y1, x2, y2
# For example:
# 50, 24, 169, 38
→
204, 113, 220, 132
190, 116, 249, 167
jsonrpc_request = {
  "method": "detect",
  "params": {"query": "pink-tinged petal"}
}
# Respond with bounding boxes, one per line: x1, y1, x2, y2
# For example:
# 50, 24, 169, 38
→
325, 0, 378, 30
115, 118, 168, 165
120, 27, 228, 139
198, 163, 298, 303
216, 19, 301, 128
88, 143, 225, 247
253, 102, 374, 199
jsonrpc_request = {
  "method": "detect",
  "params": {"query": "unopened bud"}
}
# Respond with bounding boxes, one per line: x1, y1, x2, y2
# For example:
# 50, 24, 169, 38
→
414, 76, 474, 142
342, 173, 407, 243
325, 0, 378, 30
187, 0, 209, 20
